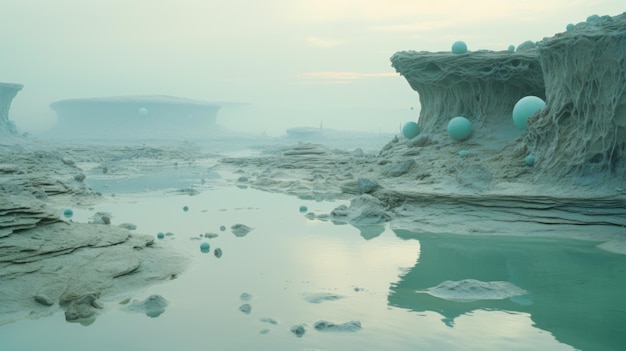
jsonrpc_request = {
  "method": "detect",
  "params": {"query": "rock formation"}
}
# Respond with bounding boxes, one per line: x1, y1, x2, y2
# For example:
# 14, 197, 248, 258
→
0, 82, 23, 135
524, 13, 626, 179
391, 12, 626, 182
390, 50, 544, 132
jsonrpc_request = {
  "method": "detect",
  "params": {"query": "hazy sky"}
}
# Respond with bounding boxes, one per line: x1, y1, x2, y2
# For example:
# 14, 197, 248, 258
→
1, 1, 623, 135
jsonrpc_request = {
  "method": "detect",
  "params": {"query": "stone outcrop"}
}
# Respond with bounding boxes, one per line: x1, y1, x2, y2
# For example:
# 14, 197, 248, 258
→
524, 13, 626, 179
391, 12, 626, 182
0, 82, 23, 135
390, 50, 544, 132
0, 142, 188, 326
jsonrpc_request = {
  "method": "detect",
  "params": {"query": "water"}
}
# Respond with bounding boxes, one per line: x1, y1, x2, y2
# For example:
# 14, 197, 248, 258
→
1, 184, 625, 350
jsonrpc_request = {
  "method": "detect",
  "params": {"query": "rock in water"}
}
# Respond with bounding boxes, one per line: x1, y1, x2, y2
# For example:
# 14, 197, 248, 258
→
313, 320, 362, 332
231, 224, 253, 237
418, 279, 528, 302
290, 324, 306, 337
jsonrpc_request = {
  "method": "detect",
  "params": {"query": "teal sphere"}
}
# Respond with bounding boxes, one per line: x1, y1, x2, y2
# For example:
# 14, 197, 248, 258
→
299, 205, 308, 213
507, 45, 515, 52
447, 117, 472, 141
525, 155, 536, 166
138, 107, 149, 116
566, 23, 574, 31
451, 41, 468, 54
157, 232, 165, 239
200, 242, 210, 253
183, 206, 189, 212
513, 96, 546, 130
63, 208, 74, 218
402, 121, 420, 139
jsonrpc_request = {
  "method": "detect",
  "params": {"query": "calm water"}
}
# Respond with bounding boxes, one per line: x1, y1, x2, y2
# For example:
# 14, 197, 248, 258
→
1, 184, 625, 350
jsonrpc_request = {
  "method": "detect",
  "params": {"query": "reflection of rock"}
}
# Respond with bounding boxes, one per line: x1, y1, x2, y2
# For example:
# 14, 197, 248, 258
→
354, 224, 385, 240
290, 324, 306, 337
62, 292, 103, 324
419, 279, 528, 302
124, 295, 169, 318
313, 320, 362, 332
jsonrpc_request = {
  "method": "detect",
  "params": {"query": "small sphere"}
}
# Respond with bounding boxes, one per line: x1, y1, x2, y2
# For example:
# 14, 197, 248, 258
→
183, 206, 189, 212
157, 232, 165, 239
525, 155, 536, 166
63, 208, 74, 219
507, 45, 515, 52
200, 242, 210, 253
586, 14, 599, 23
566, 23, 574, 31
513, 96, 546, 131
402, 121, 420, 139
451, 41, 468, 54
459, 150, 470, 158
447, 117, 472, 141
219, 225, 226, 231
138, 107, 149, 116
299, 205, 308, 213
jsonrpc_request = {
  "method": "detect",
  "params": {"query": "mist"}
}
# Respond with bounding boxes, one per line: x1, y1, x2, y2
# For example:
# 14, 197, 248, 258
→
1, 0, 623, 136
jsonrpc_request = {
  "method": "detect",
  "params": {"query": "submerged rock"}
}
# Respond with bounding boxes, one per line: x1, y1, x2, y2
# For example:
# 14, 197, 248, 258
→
313, 320, 362, 332
304, 292, 344, 304
231, 224, 253, 237
290, 324, 306, 337
419, 279, 529, 302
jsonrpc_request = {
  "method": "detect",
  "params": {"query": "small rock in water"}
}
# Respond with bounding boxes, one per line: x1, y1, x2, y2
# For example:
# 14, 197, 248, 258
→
259, 329, 270, 335
240, 292, 252, 301
313, 320, 362, 332
214, 248, 223, 258
239, 303, 252, 314
299, 205, 308, 213
204, 232, 219, 239
290, 324, 306, 338
260, 317, 278, 325
219, 225, 226, 231
231, 224, 253, 237
157, 232, 165, 239
200, 242, 210, 253
183, 206, 189, 212
304, 292, 344, 304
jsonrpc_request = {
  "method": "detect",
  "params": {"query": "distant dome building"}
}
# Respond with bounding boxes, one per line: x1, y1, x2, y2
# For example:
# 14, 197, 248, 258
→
49, 95, 222, 139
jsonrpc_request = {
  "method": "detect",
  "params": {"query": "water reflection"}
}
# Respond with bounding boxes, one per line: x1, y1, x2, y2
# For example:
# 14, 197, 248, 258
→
389, 230, 626, 351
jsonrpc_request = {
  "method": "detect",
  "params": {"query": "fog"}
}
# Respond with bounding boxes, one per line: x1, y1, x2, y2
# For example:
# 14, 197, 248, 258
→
1, 0, 623, 136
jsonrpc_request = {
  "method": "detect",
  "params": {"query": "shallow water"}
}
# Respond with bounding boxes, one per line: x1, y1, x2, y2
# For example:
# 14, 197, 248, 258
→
1, 185, 625, 351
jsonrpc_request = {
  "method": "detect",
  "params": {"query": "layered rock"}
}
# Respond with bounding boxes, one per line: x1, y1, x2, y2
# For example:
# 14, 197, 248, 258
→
0, 82, 23, 135
524, 13, 626, 179
390, 50, 544, 132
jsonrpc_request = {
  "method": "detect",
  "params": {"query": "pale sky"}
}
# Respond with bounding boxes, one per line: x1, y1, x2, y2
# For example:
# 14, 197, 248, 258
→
1, 0, 623, 135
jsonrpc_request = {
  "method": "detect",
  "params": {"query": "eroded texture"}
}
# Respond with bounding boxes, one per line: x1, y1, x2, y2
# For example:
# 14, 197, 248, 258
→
523, 13, 626, 179
390, 50, 544, 132
0, 82, 23, 135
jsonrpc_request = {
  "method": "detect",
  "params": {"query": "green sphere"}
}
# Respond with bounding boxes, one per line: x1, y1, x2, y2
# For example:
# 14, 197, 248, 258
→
507, 45, 515, 52
451, 41, 468, 54
402, 121, 420, 139
566, 23, 574, 31
200, 242, 210, 253
513, 96, 545, 131
447, 117, 472, 141
525, 155, 536, 166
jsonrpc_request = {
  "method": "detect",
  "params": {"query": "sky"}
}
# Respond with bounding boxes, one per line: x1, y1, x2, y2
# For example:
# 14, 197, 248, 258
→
1, 0, 624, 135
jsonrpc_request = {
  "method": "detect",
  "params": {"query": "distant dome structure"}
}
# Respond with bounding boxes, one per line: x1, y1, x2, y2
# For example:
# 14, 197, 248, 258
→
49, 95, 223, 139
